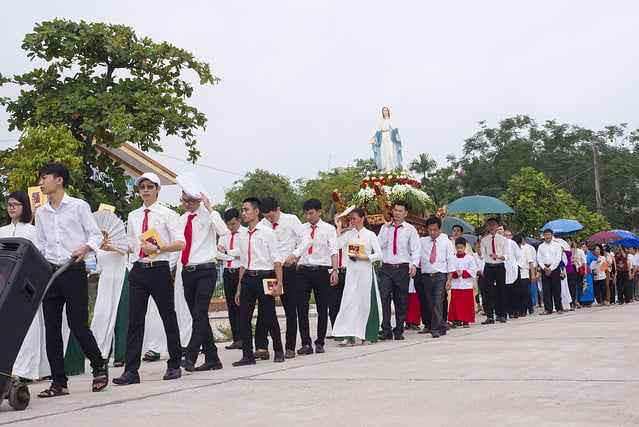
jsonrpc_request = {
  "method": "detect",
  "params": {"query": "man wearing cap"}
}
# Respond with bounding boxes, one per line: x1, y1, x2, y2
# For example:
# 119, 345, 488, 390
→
113, 172, 186, 385
178, 189, 228, 372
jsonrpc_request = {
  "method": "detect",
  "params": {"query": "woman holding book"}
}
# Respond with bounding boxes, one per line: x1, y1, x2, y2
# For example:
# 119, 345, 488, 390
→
332, 209, 383, 345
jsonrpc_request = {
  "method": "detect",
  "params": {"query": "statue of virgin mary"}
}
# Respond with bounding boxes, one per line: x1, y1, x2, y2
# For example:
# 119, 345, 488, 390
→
371, 106, 403, 171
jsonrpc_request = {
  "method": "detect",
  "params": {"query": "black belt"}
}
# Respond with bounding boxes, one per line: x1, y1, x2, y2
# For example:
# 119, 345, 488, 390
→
50, 261, 86, 272
245, 269, 275, 277
382, 263, 409, 269
224, 267, 240, 274
134, 260, 170, 269
299, 265, 330, 271
338, 267, 347, 273
485, 263, 504, 268
183, 262, 217, 272
423, 271, 447, 277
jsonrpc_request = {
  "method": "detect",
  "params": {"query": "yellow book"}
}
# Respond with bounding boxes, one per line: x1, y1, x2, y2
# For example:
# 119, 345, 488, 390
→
98, 203, 116, 213
139, 228, 164, 259
262, 278, 283, 296
28, 186, 48, 208
347, 243, 364, 258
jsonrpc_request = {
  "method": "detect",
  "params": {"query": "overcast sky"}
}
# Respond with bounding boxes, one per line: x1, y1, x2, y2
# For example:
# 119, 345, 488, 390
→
2, 1, 638, 205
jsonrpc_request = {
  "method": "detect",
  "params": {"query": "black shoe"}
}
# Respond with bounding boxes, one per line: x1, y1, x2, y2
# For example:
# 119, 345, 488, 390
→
297, 345, 314, 355
394, 334, 405, 340
519, 312, 527, 317
194, 359, 223, 371
431, 331, 441, 338
113, 370, 140, 385
225, 340, 243, 350
439, 328, 446, 336
512, 314, 519, 319
528, 307, 534, 314
326, 335, 334, 339
378, 331, 393, 341
315, 344, 325, 354
481, 318, 495, 325
232, 357, 256, 367
180, 358, 195, 372
163, 368, 182, 380
499, 317, 507, 323
274, 351, 285, 363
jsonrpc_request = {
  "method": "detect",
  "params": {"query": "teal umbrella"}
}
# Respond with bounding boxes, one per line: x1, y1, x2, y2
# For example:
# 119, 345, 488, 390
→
442, 216, 475, 235
447, 195, 514, 214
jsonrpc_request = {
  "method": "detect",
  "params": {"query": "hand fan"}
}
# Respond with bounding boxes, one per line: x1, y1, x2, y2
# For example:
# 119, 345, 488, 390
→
93, 210, 128, 256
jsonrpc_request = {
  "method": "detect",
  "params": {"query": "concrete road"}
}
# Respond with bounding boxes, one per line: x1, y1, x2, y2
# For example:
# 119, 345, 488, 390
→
1, 303, 638, 426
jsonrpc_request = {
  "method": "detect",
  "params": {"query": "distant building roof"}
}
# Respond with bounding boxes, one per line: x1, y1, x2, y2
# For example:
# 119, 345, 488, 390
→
93, 142, 177, 185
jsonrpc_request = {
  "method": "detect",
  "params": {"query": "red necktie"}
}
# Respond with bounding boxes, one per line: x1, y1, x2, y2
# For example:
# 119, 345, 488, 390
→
429, 238, 437, 264
247, 228, 257, 269
308, 225, 318, 255
227, 231, 237, 268
492, 235, 497, 259
393, 224, 403, 255
272, 223, 278, 230
138, 208, 150, 258
181, 213, 196, 266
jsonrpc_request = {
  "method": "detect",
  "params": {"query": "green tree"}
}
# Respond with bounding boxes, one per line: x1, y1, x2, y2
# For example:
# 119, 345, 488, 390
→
421, 165, 462, 208
0, 19, 217, 213
409, 153, 437, 184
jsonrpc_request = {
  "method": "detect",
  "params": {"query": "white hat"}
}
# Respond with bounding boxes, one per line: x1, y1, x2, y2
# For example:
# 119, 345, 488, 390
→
134, 172, 161, 186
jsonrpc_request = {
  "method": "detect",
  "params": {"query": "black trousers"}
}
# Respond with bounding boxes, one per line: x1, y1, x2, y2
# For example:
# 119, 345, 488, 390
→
616, 271, 631, 303
328, 269, 346, 327
378, 265, 410, 334
240, 273, 282, 358
414, 269, 430, 328
421, 272, 447, 333
182, 267, 218, 363
223, 268, 241, 342
42, 264, 104, 388
519, 277, 532, 314
296, 267, 329, 346
256, 265, 298, 351
567, 271, 579, 303
125, 264, 181, 372
542, 267, 563, 312
507, 276, 521, 316
483, 263, 506, 319
594, 279, 607, 304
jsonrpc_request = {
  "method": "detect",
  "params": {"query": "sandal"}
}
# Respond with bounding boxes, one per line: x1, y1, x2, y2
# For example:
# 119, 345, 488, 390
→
143, 350, 160, 362
338, 338, 354, 346
113, 361, 125, 368
92, 365, 108, 392
38, 384, 69, 398
539, 311, 551, 315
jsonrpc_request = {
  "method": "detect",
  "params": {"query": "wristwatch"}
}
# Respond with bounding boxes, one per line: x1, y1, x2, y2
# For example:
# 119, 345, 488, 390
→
155, 245, 161, 254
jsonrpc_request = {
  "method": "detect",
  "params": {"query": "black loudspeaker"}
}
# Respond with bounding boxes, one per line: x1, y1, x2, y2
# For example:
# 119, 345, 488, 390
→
0, 237, 52, 398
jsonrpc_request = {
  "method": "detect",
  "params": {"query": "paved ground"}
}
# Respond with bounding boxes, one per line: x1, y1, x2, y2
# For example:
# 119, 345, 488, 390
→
1, 303, 638, 426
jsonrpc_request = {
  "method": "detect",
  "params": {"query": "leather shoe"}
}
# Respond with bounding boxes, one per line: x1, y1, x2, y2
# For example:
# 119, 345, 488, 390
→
315, 344, 325, 353
481, 318, 495, 325
253, 349, 270, 360
163, 368, 182, 380
431, 331, 441, 338
225, 340, 243, 350
232, 357, 256, 367
418, 327, 431, 334
394, 333, 405, 340
499, 317, 507, 323
378, 331, 393, 341
274, 351, 285, 363
297, 345, 314, 355
180, 358, 195, 372
194, 359, 223, 371
112, 370, 140, 385
285, 349, 296, 359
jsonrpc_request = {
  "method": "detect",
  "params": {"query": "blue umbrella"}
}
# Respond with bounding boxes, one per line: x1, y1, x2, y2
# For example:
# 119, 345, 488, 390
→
608, 230, 639, 247
446, 195, 514, 214
540, 219, 584, 237
442, 216, 475, 235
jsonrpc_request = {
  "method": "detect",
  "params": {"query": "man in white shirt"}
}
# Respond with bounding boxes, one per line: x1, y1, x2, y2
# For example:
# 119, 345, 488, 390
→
289, 198, 339, 355
232, 198, 284, 366
420, 216, 455, 338
502, 228, 523, 319
216, 208, 246, 350
177, 190, 228, 372
479, 218, 511, 324
258, 197, 304, 359
377, 200, 420, 341
35, 163, 107, 397
513, 234, 536, 317
113, 172, 186, 385
537, 229, 564, 314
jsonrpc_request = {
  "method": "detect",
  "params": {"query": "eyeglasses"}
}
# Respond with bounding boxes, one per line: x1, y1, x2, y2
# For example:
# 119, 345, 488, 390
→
138, 184, 157, 190
180, 198, 199, 205
7, 203, 23, 209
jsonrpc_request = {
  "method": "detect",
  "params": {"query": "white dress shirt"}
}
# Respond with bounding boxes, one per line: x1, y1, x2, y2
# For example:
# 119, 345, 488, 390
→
35, 194, 103, 265
377, 221, 421, 266
127, 201, 185, 263
480, 233, 510, 265
525, 243, 538, 267
261, 212, 304, 260
505, 239, 522, 284
0, 222, 36, 240
420, 233, 456, 274
518, 245, 534, 279
216, 225, 248, 268
237, 222, 281, 270
537, 240, 563, 271
179, 205, 229, 266
294, 219, 339, 267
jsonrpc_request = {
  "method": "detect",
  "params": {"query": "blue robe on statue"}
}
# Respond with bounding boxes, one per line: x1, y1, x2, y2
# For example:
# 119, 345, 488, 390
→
372, 120, 402, 170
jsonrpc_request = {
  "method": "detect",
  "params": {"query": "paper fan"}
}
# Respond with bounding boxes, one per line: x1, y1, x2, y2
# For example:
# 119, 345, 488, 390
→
93, 210, 128, 256
337, 205, 356, 218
